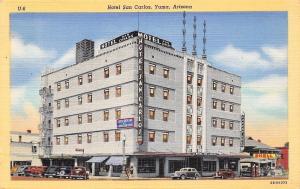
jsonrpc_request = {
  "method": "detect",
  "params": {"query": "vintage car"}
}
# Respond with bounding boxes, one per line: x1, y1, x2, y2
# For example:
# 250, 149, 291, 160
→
56, 166, 72, 178
15, 165, 29, 176
24, 166, 38, 176
44, 166, 60, 178
214, 169, 235, 179
31, 166, 48, 177
70, 166, 89, 180
171, 168, 201, 180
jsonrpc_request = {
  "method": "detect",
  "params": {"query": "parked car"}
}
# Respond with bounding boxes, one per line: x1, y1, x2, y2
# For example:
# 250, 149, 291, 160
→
11, 165, 20, 176
70, 166, 89, 180
56, 166, 72, 178
32, 166, 48, 177
171, 168, 200, 180
16, 165, 29, 176
214, 169, 235, 179
44, 166, 60, 178
24, 166, 37, 176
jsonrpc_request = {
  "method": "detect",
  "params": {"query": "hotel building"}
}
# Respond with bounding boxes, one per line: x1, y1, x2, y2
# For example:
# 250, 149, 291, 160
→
39, 30, 245, 177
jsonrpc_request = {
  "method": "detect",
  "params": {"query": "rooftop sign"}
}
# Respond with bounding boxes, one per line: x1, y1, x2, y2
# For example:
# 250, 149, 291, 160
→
100, 31, 172, 49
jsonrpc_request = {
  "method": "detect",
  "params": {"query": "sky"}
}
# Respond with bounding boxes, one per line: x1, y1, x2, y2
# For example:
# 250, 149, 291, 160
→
10, 12, 288, 147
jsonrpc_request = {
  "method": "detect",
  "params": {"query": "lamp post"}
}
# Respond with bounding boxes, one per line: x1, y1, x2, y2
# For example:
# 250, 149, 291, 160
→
120, 134, 128, 179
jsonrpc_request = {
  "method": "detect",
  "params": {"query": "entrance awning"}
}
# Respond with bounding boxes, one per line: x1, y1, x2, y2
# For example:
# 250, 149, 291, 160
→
105, 156, 127, 165
86, 156, 108, 163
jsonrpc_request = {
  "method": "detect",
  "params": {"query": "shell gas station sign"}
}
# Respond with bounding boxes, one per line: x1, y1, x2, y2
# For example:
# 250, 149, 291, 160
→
253, 153, 278, 159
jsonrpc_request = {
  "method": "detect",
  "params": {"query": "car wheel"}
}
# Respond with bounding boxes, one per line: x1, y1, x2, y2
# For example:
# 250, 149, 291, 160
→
195, 174, 200, 180
180, 175, 186, 180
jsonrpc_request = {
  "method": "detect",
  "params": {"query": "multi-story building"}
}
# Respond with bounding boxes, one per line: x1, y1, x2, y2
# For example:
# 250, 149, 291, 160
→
10, 130, 42, 168
39, 30, 245, 177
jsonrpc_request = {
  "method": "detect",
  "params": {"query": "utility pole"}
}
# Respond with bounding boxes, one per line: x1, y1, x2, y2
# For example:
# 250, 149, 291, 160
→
120, 134, 128, 179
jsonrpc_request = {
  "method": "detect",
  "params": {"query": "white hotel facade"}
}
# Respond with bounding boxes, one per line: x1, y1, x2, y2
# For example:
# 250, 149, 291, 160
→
39, 31, 245, 177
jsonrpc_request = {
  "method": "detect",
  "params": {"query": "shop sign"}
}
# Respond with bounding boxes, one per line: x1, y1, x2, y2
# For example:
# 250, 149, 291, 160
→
117, 118, 134, 128
137, 32, 144, 145
253, 153, 277, 159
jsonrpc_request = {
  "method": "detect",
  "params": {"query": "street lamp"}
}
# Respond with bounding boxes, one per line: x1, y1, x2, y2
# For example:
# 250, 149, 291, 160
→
120, 134, 128, 179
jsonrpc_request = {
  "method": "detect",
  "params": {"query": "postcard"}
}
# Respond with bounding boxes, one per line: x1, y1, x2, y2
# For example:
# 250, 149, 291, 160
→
0, 0, 299, 189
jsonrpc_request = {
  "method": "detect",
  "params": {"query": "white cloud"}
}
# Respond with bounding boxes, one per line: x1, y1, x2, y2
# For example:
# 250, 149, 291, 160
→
262, 46, 287, 66
212, 44, 287, 70
11, 34, 56, 61
52, 47, 75, 68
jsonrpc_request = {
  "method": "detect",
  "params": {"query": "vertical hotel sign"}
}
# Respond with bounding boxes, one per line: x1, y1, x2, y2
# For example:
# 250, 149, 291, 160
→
137, 32, 144, 145
240, 112, 245, 151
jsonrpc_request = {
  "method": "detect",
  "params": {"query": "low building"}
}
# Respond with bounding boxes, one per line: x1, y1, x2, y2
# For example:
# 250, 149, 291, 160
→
276, 146, 288, 171
10, 130, 42, 168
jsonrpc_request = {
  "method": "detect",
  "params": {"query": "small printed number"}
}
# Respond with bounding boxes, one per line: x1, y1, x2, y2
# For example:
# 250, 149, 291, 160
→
17, 6, 26, 11
270, 181, 287, 184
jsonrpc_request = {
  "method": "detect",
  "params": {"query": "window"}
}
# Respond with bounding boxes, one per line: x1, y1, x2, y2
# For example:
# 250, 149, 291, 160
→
221, 101, 225, 111
104, 67, 109, 78
78, 114, 82, 124
104, 110, 109, 121
32, 146, 37, 153
18, 135, 22, 142
222, 84, 226, 92
65, 98, 69, 108
197, 77, 202, 87
116, 87, 121, 97
163, 132, 169, 143
230, 104, 234, 112
87, 93, 92, 103
168, 160, 186, 173
221, 120, 225, 129
149, 109, 155, 119
57, 82, 61, 91
149, 131, 155, 142
149, 64, 156, 74
65, 80, 69, 89
197, 97, 202, 106
187, 74, 192, 84
186, 115, 192, 124
187, 95, 192, 104
212, 137, 217, 146
213, 81, 217, 90
230, 86, 234, 94
163, 68, 169, 78
64, 136, 68, 145
221, 137, 225, 146
212, 119, 217, 127
163, 111, 169, 122
87, 134, 92, 143
104, 132, 109, 142
57, 119, 61, 127
78, 76, 83, 85
57, 101, 61, 110
149, 86, 155, 97
229, 121, 234, 130
78, 95, 82, 105
163, 89, 169, 100
203, 161, 216, 172
104, 89, 109, 99
87, 114, 92, 123
138, 158, 156, 173
213, 100, 217, 109
115, 131, 121, 141
229, 138, 233, 147
88, 73, 92, 83
197, 135, 202, 145
186, 135, 192, 144
77, 135, 82, 144
115, 109, 121, 119
197, 117, 202, 125
64, 117, 69, 126
116, 64, 122, 75
56, 137, 60, 145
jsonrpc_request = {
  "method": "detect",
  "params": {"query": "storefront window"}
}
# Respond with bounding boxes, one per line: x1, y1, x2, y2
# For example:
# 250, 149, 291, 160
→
229, 159, 238, 171
137, 158, 156, 173
168, 160, 186, 173
203, 161, 216, 172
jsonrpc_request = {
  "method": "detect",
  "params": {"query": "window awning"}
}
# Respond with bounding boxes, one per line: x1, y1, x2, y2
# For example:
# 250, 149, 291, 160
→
105, 156, 127, 165
86, 156, 108, 163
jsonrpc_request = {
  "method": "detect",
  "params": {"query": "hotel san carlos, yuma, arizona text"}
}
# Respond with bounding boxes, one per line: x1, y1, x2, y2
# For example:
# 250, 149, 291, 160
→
107, 4, 193, 10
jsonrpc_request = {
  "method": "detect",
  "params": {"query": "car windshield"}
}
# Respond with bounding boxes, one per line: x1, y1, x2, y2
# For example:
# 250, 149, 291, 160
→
48, 167, 58, 171
180, 168, 187, 171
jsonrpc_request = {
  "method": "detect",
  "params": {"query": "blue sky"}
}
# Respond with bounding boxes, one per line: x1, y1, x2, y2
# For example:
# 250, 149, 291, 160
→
10, 12, 288, 146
